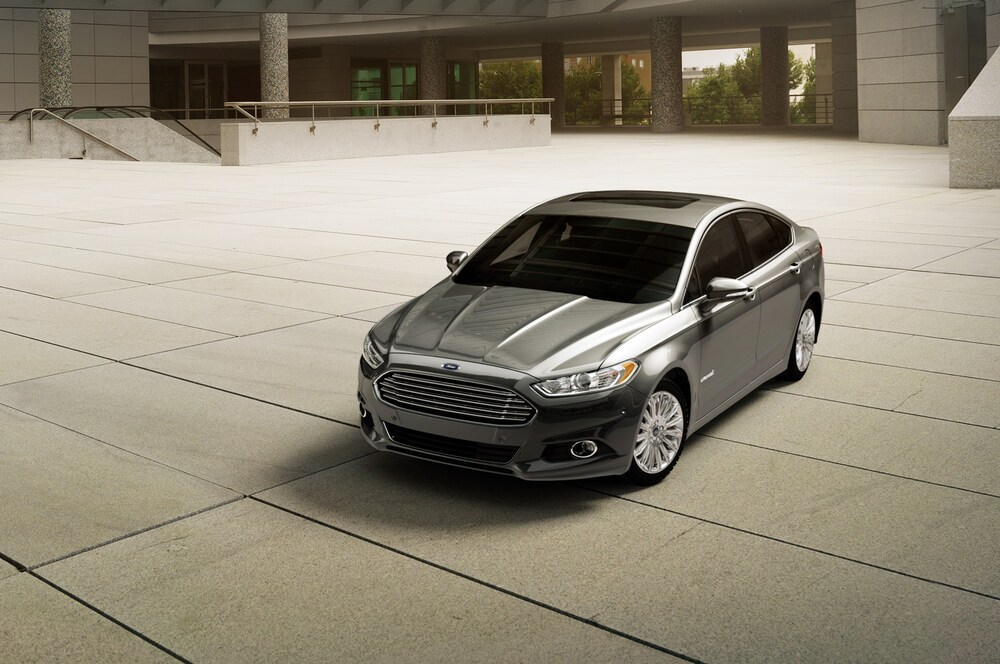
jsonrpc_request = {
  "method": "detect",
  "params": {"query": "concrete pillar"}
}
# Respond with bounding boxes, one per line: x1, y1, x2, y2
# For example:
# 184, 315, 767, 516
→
38, 9, 72, 108
760, 26, 789, 126
259, 13, 289, 119
650, 16, 683, 133
989, 1, 999, 60
831, 0, 858, 133
813, 43, 833, 123
601, 55, 622, 126
541, 42, 565, 129
949, 48, 1000, 188
419, 37, 446, 102
857, 0, 945, 145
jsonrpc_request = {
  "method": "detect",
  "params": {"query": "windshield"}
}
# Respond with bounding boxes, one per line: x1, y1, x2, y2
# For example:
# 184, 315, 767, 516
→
454, 214, 694, 303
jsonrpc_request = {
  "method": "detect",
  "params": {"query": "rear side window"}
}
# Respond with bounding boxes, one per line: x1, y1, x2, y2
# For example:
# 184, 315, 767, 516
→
735, 211, 790, 267
689, 216, 747, 299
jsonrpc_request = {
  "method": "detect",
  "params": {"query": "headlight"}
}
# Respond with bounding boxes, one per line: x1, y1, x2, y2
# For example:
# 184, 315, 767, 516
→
362, 336, 385, 369
533, 360, 639, 397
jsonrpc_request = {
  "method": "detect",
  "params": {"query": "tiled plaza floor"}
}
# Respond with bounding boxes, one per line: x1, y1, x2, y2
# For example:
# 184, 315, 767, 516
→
1, 130, 998, 662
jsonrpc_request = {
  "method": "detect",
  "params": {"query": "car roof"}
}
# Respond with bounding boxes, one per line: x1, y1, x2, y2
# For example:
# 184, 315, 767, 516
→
528, 190, 745, 229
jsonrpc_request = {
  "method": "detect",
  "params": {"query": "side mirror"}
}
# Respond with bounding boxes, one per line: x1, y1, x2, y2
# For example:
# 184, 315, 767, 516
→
445, 250, 468, 274
704, 277, 754, 303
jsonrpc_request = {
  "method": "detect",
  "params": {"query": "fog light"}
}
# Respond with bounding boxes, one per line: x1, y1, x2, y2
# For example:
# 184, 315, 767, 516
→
359, 403, 368, 418
570, 440, 599, 459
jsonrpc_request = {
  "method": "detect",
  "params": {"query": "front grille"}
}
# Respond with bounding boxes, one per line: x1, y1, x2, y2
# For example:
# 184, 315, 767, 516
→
384, 423, 518, 464
375, 371, 535, 425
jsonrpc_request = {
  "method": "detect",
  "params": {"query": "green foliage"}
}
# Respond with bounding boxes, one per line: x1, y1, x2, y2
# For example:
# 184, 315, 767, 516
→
564, 58, 649, 125
685, 47, 810, 124
478, 60, 542, 99
790, 57, 818, 124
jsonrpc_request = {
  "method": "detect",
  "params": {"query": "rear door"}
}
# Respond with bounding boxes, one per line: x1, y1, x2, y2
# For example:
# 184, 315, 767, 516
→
733, 211, 800, 374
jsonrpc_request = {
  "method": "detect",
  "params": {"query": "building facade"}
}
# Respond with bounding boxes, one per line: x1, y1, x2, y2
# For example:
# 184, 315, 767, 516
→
2, 1, 999, 146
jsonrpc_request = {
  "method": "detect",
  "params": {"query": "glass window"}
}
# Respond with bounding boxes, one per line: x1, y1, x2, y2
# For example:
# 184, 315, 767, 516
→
735, 211, 788, 267
689, 217, 747, 299
351, 61, 384, 116
454, 214, 694, 303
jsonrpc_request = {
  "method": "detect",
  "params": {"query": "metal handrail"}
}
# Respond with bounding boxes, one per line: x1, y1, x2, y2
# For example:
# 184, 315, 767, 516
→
225, 98, 554, 134
28, 108, 139, 161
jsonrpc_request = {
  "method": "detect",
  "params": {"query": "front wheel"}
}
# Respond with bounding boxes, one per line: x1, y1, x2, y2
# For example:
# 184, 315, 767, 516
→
784, 305, 817, 381
624, 381, 687, 486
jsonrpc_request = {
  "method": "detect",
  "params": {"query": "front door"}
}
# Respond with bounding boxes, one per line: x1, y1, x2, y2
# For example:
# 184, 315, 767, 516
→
687, 215, 760, 421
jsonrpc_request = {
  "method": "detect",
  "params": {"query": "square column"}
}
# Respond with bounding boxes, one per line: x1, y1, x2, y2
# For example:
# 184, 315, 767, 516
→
260, 13, 289, 119
419, 37, 446, 101
541, 42, 565, 129
601, 55, 622, 126
650, 16, 683, 133
38, 8, 72, 108
990, 2, 999, 59
760, 26, 789, 126
831, 0, 858, 133
856, 0, 945, 145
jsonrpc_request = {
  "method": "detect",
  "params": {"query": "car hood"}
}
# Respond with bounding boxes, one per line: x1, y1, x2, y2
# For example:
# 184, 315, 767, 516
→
375, 281, 670, 377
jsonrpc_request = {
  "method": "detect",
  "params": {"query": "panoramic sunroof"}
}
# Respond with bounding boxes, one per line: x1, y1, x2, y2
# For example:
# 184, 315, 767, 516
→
570, 192, 698, 209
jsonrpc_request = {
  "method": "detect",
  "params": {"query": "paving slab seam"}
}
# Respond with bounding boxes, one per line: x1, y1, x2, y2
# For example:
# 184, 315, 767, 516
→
248, 451, 377, 496
46, 299, 244, 337
0, 357, 114, 390
0, 399, 248, 494
822, 320, 1000, 345
813, 352, 1000, 384
585, 487, 1000, 603
823, 262, 904, 281
250, 495, 706, 664
913, 268, 1000, 280
156, 281, 380, 317
0, 551, 27, 573
237, 269, 425, 298
119, 361, 361, 428
28, 497, 246, 572
28, 571, 192, 664
698, 431, 1000, 499
1, 241, 231, 282
796, 189, 985, 223
760, 387, 1000, 435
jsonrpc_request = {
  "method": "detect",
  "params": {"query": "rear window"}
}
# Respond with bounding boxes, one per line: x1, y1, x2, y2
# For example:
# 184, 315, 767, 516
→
454, 214, 694, 303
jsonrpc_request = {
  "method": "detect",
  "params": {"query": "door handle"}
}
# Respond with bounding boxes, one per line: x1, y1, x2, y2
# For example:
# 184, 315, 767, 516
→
789, 262, 801, 275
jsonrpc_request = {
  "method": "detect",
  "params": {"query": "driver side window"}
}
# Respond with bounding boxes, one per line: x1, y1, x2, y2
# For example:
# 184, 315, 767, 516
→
685, 216, 747, 302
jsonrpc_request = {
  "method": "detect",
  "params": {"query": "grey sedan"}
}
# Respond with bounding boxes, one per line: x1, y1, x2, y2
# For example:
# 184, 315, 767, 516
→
357, 191, 823, 485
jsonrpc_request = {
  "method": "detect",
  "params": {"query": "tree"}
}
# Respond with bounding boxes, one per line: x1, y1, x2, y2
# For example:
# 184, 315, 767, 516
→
563, 58, 648, 125
685, 47, 808, 124
478, 60, 542, 99
729, 47, 805, 99
790, 57, 817, 124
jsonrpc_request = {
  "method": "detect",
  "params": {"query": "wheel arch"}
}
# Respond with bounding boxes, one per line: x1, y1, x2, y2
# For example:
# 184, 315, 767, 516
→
659, 366, 692, 415
806, 291, 823, 341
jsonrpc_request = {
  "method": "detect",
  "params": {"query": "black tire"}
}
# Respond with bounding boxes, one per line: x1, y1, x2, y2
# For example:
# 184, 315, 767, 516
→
623, 379, 688, 486
783, 304, 818, 381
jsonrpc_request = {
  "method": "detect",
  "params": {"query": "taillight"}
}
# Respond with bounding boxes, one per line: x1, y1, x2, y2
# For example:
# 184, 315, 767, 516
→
818, 241, 823, 257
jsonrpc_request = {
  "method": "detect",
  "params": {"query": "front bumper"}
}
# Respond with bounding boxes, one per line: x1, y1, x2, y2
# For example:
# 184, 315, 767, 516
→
357, 355, 645, 481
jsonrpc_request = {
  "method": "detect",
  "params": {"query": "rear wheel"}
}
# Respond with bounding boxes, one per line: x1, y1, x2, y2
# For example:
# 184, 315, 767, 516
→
784, 305, 817, 381
624, 381, 687, 486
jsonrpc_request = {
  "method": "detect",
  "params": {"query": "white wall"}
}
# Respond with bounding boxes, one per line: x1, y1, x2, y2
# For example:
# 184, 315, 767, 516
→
222, 114, 551, 166
1, 8, 148, 115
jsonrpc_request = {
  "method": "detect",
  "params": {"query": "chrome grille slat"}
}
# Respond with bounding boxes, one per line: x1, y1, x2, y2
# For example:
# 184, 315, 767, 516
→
382, 380, 528, 407
377, 390, 532, 420
376, 371, 535, 425
387, 374, 518, 398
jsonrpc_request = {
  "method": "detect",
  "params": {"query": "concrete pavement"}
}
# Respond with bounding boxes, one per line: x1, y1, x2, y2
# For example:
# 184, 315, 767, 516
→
1, 130, 998, 662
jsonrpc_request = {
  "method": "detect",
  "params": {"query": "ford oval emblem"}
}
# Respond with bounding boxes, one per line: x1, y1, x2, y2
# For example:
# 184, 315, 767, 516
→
442, 363, 460, 371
